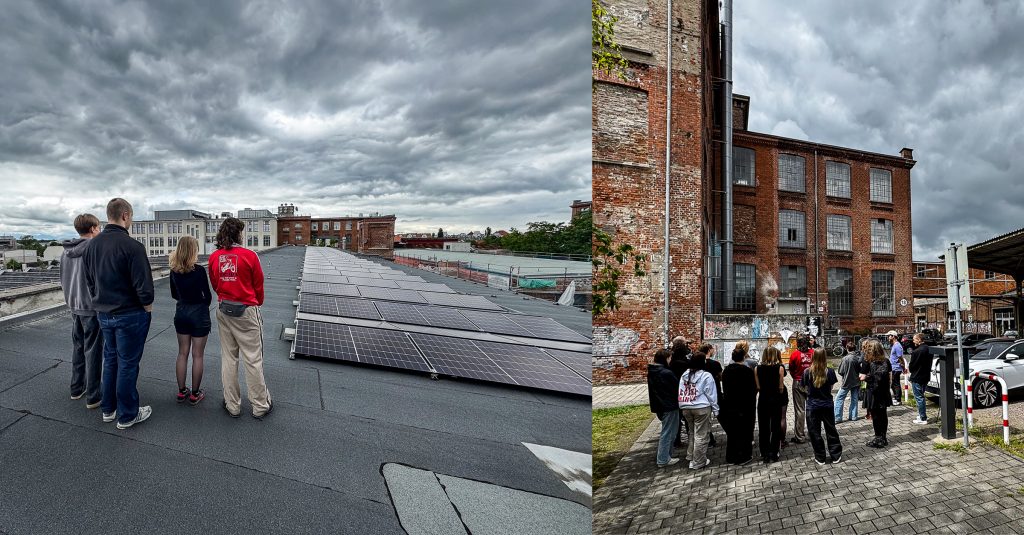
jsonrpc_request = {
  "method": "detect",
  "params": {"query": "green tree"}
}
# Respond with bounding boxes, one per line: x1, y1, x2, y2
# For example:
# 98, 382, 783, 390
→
592, 0, 627, 83
5, 259, 22, 271
592, 227, 647, 317
437, 228, 444, 239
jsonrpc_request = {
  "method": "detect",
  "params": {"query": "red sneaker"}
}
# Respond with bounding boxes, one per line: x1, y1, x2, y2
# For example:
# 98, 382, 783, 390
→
176, 388, 190, 403
189, 389, 205, 406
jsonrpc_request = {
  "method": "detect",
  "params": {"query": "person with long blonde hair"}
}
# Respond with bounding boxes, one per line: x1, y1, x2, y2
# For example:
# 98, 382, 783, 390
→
800, 348, 843, 464
755, 346, 786, 463
169, 235, 212, 405
859, 339, 893, 447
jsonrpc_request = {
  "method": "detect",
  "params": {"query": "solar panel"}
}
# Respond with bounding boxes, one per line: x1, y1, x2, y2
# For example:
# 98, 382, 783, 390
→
423, 307, 479, 331
395, 281, 456, 293
542, 348, 593, 382
475, 340, 591, 395
348, 326, 431, 372
387, 288, 429, 303
298, 294, 382, 320
349, 277, 399, 288
301, 281, 360, 297
459, 310, 532, 337
293, 320, 358, 362
410, 333, 516, 385
374, 301, 430, 326
506, 315, 592, 343
357, 286, 394, 300
420, 292, 503, 311
303, 273, 349, 284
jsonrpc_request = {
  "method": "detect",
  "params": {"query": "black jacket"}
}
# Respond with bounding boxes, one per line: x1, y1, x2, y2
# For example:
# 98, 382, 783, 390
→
721, 362, 757, 415
669, 346, 691, 378
648, 364, 679, 414
908, 345, 933, 385
83, 224, 154, 314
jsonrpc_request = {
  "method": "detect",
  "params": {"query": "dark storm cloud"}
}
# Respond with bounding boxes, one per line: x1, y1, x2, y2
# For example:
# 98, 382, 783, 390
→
734, 1, 1024, 260
0, 0, 590, 238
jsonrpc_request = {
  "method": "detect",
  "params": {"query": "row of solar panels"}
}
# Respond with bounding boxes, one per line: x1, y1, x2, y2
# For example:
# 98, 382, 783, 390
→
0, 271, 62, 291
292, 248, 592, 395
293, 320, 590, 395
298, 293, 589, 344
301, 272, 455, 293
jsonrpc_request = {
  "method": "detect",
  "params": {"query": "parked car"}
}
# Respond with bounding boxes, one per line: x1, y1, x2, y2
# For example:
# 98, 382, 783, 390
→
941, 333, 992, 347
927, 337, 1022, 408
1004, 330, 1019, 339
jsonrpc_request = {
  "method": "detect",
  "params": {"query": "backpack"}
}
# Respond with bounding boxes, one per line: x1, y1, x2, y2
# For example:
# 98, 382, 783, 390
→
679, 371, 702, 403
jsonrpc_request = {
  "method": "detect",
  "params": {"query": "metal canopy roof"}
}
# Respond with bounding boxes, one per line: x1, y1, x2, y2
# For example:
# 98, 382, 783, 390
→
962, 227, 1024, 281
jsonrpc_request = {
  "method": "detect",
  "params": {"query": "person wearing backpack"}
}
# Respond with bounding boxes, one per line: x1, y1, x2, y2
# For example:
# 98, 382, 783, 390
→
648, 349, 681, 467
834, 341, 861, 423
787, 336, 813, 444
678, 352, 719, 470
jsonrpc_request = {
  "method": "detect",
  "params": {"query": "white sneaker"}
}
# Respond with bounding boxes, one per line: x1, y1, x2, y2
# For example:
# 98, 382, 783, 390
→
102, 411, 117, 423
116, 406, 152, 429
657, 458, 680, 468
689, 458, 712, 470
913, 418, 928, 425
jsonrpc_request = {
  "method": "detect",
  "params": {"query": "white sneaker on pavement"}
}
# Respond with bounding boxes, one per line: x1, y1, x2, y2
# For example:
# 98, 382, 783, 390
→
116, 406, 152, 429
657, 458, 680, 468
913, 418, 928, 424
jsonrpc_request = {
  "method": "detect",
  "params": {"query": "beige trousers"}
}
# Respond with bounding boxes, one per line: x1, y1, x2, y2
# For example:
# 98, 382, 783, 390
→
217, 306, 271, 416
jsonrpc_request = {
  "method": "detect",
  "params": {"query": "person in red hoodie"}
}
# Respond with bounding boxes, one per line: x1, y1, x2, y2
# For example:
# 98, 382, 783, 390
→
208, 217, 273, 419
787, 336, 813, 444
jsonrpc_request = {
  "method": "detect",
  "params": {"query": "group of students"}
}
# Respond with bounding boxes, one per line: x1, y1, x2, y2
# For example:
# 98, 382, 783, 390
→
60, 198, 273, 429
648, 330, 934, 468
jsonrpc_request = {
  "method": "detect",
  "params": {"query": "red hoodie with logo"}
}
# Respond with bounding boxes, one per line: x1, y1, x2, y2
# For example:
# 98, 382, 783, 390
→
208, 246, 264, 306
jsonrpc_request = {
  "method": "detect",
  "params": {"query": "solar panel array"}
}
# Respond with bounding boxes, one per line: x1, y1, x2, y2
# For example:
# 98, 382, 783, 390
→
0, 270, 62, 291
292, 248, 591, 396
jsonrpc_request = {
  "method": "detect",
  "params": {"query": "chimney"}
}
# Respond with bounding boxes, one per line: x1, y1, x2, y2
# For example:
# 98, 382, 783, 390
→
900, 147, 914, 160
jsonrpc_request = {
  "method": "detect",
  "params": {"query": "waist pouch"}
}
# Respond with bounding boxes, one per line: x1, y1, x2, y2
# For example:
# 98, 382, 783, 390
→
219, 300, 248, 318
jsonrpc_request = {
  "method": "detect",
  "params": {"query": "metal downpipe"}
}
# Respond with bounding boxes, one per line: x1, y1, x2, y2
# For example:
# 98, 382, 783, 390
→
722, 0, 735, 310
663, 0, 672, 346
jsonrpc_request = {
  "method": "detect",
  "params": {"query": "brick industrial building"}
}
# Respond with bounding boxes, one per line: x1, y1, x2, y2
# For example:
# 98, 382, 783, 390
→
593, 0, 916, 384
276, 204, 396, 257
913, 260, 1017, 335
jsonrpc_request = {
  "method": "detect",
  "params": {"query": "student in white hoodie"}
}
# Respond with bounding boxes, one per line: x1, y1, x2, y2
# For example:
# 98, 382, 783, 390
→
679, 352, 719, 470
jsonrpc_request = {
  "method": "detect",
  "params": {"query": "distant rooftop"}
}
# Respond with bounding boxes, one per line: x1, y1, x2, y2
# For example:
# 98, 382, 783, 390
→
394, 249, 591, 277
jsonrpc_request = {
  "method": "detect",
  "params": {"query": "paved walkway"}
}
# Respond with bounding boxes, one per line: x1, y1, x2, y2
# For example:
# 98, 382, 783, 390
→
594, 385, 1024, 534
593, 383, 648, 409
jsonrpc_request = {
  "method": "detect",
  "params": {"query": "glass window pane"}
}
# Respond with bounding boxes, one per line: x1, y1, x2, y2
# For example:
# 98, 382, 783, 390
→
871, 270, 895, 317
828, 268, 853, 316
735, 263, 756, 311
825, 161, 851, 198
870, 168, 892, 203
778, 154, 805, 192
871, 219, 894, 254
780, 265, 806, 298
779, 210, 806, 248
826, 215, 852, 251
734, 147, 755, 186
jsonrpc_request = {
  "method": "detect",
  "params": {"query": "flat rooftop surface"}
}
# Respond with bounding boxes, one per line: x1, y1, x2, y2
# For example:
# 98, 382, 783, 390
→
0, 246, 591, 533
393, 249, 591, 277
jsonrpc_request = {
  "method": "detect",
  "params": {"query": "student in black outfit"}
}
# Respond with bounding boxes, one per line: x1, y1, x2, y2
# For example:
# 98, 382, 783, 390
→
648, 349, 681, 467
721, 345, 757, 465
670, 336, 692, 447
801, 348, 843, 464
860, 339, 893, 447
755, 346, 786, 463
169, 236, 212, 405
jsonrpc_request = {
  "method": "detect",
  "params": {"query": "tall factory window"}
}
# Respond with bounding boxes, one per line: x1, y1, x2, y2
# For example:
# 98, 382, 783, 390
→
825, 161, 851, 198
871, 270, 895, 317
778, 210, 806, 248
733, 147, 755, 185
778, 154, 806, 192
828, 268, 854, 316
780, 266, 807, 298
826, 215, 852, 251
734, 263, 756, 311
870, 168, 893, 203
871, 219, 894, 254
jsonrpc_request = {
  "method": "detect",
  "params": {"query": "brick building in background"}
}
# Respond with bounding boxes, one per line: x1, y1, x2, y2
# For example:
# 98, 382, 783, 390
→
723, 100, 916, 333
913, 260, 1017, 335
593, 0, 917, 384
276, 204, 396, 258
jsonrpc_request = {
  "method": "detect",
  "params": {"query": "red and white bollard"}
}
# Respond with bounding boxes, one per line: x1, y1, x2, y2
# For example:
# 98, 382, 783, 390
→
903, 374, 910, 404
965, 371, 1010, 445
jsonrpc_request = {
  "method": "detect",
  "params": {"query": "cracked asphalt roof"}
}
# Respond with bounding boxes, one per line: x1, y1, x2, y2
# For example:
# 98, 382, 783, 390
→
0, 246, 591, 533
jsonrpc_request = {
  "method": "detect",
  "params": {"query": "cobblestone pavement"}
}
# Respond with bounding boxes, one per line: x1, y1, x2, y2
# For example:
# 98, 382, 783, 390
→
594, 380, 1024, 534
594, 383, 649, 409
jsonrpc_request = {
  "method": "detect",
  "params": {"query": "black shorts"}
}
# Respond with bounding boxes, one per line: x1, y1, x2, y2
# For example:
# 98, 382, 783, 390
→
174, 303, 211, 337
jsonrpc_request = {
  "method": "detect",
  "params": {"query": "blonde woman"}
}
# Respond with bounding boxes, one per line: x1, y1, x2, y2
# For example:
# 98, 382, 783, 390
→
859, 339, 893, 447
755, 346, 786, 463
800, 348, 843, 464
169, 236, 212, 405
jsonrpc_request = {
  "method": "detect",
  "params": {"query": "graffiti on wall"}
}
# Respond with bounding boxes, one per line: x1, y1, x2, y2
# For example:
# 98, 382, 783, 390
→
704, 314, 822, 364
592, 326, 640, 369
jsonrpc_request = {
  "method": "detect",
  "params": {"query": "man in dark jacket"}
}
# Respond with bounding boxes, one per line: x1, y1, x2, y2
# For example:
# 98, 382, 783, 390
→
60, 214, 103, 409
908, 333, 934, 424
669, 336, 691, 447
648, 349, 680, 467
83, 198, 154, 430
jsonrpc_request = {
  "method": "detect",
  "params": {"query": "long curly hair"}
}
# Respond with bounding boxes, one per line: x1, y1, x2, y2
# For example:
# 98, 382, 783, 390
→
215, 217, 245, 250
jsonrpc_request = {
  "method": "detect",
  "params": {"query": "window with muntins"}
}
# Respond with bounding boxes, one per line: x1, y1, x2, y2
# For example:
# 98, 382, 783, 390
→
870, 168, 892, 203
871, 219, 894, 254
828, 268, 854, 316
826, 215, 852, 251
735, 263, 755, 311
779, 210, 806, 248
780, 266, 807, 298
871, 270, 895, 317
734, 147, 755, 186
825, 161, 851, 198
778, 154, 805, 192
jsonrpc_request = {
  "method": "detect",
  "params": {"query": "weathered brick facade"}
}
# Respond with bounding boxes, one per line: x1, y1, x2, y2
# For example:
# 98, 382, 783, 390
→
913, 260, 1017, 335
592, 0, 717, 384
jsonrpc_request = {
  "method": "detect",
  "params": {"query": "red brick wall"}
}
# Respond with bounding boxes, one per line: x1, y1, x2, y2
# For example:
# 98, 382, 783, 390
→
592, 0, 712, 384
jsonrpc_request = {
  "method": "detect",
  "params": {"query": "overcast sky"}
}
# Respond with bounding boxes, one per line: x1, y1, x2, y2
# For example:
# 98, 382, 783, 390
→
0, 1, 590, 239
734, 1, 1024, 261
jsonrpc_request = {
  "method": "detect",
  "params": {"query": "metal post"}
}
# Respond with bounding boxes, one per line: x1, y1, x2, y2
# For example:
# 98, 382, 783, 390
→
952, 243, 969, 447
663, 0, 673, 347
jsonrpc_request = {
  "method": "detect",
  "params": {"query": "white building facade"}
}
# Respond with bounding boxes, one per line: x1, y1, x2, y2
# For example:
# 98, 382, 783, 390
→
129, 209, 279, 257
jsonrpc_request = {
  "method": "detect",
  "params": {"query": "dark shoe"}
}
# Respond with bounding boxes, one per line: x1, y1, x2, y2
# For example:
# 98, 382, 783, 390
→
254, 401, 273, 420
86, 399, 102, 409
71, 391, 84, 400
738, 458, 753, 466
881, 437, 889, 446
224, 403, 240, 418
814, 457, 827, 465
832, 455, 843, 464
176, 388, 190, 403
189, 389, 205, 406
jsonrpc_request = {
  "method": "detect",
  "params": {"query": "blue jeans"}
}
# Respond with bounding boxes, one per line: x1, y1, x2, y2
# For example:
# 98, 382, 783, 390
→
912, 382, 927, 420
834, 386, 859, 422
657, 411, 680, 465
98, 310, 151, 424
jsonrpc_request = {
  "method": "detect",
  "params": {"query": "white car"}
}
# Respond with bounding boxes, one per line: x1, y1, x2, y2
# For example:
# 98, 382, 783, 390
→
927, 338, 1023, 408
